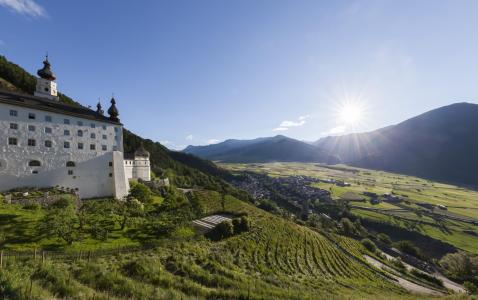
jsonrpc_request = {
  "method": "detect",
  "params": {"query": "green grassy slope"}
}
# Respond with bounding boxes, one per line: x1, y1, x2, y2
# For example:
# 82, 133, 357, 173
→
1, 191, 457, 300
222, 162, 478, 255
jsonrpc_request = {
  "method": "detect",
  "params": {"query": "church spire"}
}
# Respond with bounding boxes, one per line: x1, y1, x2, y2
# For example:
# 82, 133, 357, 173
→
96, 98, 104, 115
37, 54, 56, 81
107, 95, 120, 122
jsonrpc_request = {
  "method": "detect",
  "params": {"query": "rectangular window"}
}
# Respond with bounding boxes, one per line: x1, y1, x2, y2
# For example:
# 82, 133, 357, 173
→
45, 127, 52, 134
64, 141, 70, 149
109, 173, 113, 177
102, 125, 107, 130
109, 162, 113, 167
102, 145, 107, 151
32, 170, 39, 174
102, 134, 107, 140
64, 129, 70, 136
77, 130, 83, 137
64, 119, 70, 124
10, 110, 18, 117
28, 113, 36, 120
77, 121, 83, 126
78, 142, 84, 150
45, 140, 52, 148
28, 125, 36, 132
10, 123, 18, 130
8, 137, 17, 145
28, 139, 36, 147
90, 133, 96, 139
68, 170, 74, 175
90, 144, 96, 150
90, 123, 96, 128
45, 115, 52, 122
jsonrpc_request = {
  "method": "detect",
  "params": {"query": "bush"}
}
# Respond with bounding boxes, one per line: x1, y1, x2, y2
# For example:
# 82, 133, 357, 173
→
440, 251, 478, 281
50, 196, 74, 209
23, 202, 40, 210
464, 281, 478, 295
232, 216, 250, 234
129, 183, 152, 203
377, 233, 392, 245
206, 220, 234, 241
394, 240, 421, 259
339, 218, 355, 236
410, 269, 443, 287
361, 238, 377, 253
391, 257, 406, 271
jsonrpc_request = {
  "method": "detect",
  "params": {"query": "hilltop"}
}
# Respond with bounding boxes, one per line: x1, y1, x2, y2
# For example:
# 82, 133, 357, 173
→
184, 135, 340, 164
315, 102, 478, 186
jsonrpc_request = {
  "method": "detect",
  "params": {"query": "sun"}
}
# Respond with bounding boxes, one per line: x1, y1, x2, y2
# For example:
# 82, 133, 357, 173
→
338, 102, 364, 125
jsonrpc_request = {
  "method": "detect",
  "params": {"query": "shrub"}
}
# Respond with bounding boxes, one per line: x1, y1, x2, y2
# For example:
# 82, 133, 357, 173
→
32, 263, 77, 298
464, 281, 478, 295
394, 240, 421, 259
339, 218, 355, 236
377, 233, 392, 245
440, 251, 478, 281
129, 183, 152, 203
207, 220, 234, 241
232, 216, 250, 234
23, 202, 40, 210
50, 196, 74, 209
391, 257, 406, 271
361, 238, 377, 253
410, 269, 443, 287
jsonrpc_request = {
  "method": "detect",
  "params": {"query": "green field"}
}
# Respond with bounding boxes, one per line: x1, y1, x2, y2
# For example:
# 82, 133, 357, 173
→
2, 190, 469, 299
221, 162, 478, 254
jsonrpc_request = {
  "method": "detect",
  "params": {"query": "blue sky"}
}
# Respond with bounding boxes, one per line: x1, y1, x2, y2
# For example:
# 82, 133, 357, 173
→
1, 0, 478, 149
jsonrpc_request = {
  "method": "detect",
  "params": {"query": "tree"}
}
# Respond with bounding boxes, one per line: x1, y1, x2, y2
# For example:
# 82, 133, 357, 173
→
232, 216, 250, 234
339, 218, 355, 236
207, 220, 234, 241
40, 199, 79, 244
394, 241, 421, 259
117, 198, 144, 230
129, 182, 152, 203
464, 281, 478, 295
440, 252, 478, 281
361, 238, 377, 253
377, 233, 392, 245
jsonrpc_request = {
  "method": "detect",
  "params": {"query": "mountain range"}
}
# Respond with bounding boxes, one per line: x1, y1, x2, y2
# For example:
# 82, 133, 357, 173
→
185, 102, 478, 187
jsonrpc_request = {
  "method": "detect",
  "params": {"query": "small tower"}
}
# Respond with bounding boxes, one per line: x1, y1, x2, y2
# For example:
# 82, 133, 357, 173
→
96, 99, 104, 115
34, 55, 59, 101
107, 96, 120, 122
133, 144, 151, 181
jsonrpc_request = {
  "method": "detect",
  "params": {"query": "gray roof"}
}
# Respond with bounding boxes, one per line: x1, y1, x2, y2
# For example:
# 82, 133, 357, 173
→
0, 89, 121, 125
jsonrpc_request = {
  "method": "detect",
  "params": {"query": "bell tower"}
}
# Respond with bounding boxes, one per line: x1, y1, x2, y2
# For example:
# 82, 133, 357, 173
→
34, 55, 59, 101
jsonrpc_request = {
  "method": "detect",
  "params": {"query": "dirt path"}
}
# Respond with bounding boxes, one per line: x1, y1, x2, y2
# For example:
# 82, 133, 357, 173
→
364, 255, 444, 296
381, 253, 465, 293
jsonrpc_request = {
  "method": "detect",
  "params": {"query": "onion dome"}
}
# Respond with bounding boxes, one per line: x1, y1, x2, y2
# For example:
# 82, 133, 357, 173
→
135, 144, 150, 158
96, 100, 104, 115
107, 96, 119, 122
37, 55, 56, 81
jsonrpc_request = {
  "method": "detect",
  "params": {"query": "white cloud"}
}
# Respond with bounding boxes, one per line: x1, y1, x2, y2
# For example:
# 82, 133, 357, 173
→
0, 0, 46, 17
185, 134, 193, 141
273, 127, 289, 131
279, 120, 306, 127
159, 140, 171, 145
273, 114, 310, 132
206, 139, 220, 145
322, 125, 346, 136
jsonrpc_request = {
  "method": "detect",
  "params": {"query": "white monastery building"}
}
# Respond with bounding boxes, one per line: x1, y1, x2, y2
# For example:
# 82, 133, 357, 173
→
0, 56, 151, 199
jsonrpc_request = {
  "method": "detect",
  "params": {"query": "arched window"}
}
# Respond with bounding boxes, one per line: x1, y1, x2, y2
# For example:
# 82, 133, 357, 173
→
29, 160, 41, 167
66, 161, 76, 167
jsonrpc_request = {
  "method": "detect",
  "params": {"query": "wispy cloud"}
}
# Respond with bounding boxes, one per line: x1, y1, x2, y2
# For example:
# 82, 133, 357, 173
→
185, 134, 193, 141
0, 0, 46, 17
273, 115, 310, 132
159, 140, 171, 145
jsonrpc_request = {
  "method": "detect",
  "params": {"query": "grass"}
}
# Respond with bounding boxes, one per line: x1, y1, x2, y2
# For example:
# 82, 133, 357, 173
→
221, 162, 478, 254
1, 189, 467, 299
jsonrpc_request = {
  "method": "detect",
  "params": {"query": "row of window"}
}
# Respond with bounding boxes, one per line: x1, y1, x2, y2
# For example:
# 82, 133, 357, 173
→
9, 123, 112, 139
8, 109, 120, 132
10, 123, 113, 139
28, 160, 113, 167
8, 137, 110, 151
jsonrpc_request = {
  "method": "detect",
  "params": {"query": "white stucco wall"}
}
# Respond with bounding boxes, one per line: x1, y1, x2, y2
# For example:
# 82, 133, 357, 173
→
124, 157, 151, 182
34, 78, 57, 100
0, 102, 125, 199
